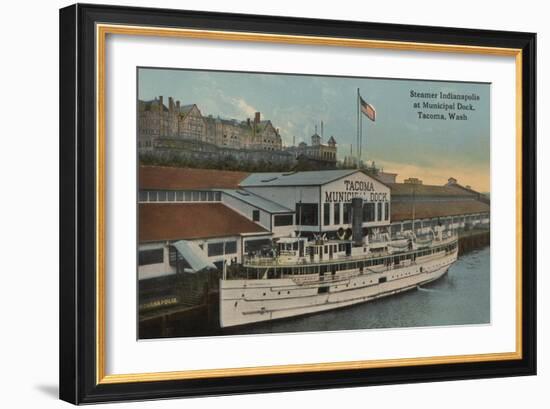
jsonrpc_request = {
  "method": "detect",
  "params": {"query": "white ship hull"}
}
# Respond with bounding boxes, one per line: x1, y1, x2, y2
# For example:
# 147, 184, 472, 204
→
220, 246, 458, 328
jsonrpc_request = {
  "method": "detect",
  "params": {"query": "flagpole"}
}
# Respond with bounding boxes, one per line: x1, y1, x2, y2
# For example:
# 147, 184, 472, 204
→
355, 88, 361, 167
360, 95, 363, 165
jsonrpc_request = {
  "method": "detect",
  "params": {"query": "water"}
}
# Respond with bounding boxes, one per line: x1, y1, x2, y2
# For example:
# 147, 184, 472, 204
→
224, 246, 490, 336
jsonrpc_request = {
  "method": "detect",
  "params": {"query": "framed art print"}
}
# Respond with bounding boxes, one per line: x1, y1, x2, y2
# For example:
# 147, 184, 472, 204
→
59, 4, 536, 404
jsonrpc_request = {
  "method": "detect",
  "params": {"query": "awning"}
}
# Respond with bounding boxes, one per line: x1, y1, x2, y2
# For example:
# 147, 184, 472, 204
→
172, 240, 216, 272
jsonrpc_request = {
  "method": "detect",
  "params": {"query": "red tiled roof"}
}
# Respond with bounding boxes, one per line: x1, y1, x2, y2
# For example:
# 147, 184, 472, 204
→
388, 183, 476, 197
391, 200, 490, 222
139, 203, 268, 242
139, 166, 249, 190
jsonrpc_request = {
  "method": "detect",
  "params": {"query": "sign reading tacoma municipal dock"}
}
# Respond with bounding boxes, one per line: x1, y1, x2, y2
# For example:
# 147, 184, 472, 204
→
136, 67, 490, 339
325, 179, 389, 203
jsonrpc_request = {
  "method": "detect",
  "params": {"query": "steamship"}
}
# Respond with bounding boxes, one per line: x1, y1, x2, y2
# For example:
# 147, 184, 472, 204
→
219, 222, 458, 328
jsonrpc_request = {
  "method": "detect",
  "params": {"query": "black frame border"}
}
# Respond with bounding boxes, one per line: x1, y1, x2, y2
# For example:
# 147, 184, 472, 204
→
59, 3, 536, 404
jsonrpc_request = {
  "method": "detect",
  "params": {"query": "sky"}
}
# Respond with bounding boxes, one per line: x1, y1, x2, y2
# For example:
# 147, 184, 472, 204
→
138, 68, 490, 192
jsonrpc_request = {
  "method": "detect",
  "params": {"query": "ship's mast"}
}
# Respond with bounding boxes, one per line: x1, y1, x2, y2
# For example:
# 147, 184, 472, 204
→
412, 184, 416, 235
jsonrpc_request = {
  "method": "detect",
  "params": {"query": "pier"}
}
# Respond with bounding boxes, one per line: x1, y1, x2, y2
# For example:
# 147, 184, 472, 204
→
139, 227, 490, 339
458, 228, 490, 256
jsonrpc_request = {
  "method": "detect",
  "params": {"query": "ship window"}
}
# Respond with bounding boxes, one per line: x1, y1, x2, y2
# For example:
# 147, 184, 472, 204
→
139, 249, 163, 266
323, 203, 330, 225
252, 210, 260, 222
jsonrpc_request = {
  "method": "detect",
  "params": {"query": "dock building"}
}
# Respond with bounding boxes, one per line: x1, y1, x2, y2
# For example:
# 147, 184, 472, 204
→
138, 166, 490, 283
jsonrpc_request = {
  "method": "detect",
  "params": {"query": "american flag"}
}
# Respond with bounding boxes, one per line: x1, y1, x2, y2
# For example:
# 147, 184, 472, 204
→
359, 96, 376, 122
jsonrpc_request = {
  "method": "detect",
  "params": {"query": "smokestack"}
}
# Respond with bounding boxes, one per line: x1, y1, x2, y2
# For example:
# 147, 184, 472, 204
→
352, 197, 363, 246
176, 100, 180, 112
247, 118, 251, 126
158, 96, 163, 112
254, 112, 261, 123
168, 97, 174, 112
321, 121, 324, 137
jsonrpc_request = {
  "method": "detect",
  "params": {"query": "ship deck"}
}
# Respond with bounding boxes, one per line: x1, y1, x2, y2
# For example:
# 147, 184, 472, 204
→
241, 236, 458, 269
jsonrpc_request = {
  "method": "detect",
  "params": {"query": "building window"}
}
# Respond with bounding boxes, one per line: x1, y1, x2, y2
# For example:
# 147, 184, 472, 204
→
139, 191, 148, 202
385, 202, 389, 221
139, 249, 164, 266
208, 242, 224, 257
296, 203, 318, 226
343, 203, 352, 224
158, 191, 167, 201
377, 202, 382, 221
244, 239, 272, 253
167, 191, 175, 201
391, 223, 401, 235
207, 241, 237, 257
323, 203, 331, 225
176, 191, 184, 201
334, 203, 341, 225
274, 214, 293, 227
225, 241, 237, 254
363, 203, 375, 222
252, 210, 260, 222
